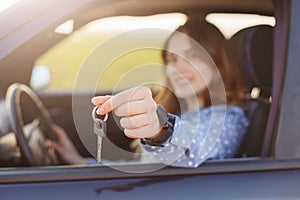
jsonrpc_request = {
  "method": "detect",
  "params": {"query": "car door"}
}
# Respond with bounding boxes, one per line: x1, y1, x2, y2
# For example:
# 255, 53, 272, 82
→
1, 0, 300, 199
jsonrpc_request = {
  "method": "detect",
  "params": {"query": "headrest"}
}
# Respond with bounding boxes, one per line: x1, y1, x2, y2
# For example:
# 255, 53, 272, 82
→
231, 25, 274, 97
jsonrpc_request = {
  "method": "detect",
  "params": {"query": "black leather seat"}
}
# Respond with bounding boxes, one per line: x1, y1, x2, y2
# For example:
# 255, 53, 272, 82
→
230, 25, 274, 157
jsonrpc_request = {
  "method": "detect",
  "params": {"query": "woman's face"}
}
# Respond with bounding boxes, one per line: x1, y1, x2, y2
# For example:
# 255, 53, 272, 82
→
165, 33, 215, 100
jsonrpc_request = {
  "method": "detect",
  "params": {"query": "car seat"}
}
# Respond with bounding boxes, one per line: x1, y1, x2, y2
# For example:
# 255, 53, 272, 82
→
230, 25, 274, 157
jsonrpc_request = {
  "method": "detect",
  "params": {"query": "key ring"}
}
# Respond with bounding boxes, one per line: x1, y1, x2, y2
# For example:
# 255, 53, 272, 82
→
92, 106, 108, 123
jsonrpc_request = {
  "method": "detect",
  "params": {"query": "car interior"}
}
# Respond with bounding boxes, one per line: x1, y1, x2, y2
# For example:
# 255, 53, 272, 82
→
231, 25, 273, 157
0, 0, 275, 167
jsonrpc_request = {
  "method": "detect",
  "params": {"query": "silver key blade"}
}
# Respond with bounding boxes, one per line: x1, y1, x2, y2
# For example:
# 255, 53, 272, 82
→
94, 120, 106, 164
92, 107, 108, 164
97, 136, 102, 164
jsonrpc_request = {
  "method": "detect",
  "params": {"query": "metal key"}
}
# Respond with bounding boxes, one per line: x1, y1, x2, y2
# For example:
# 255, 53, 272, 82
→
92, 106, 108, 164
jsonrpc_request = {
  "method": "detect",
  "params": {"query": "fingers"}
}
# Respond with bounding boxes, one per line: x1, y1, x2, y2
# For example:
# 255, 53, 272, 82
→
124, 120, 161, 139
45, 139, 59, 164
91, 95, 112, 106
51, 124, 68, 140
121, 106, 161, 139
50, 124, 72, 153
92, 86, 153, 115
91, 86, 162, 139
120, 113, 152, 129
114, 99, 155, 117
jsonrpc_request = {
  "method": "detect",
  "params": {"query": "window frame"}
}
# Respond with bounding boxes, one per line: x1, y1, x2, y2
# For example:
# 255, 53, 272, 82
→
0, 157, 300, 183
272, 0, 300, 160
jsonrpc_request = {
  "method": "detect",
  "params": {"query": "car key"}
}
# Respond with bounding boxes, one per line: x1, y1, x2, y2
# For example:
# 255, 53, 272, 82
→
92, 106, 108, 164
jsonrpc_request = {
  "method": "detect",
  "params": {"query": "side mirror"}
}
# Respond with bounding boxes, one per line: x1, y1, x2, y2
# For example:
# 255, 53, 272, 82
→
30, 65, 51, 90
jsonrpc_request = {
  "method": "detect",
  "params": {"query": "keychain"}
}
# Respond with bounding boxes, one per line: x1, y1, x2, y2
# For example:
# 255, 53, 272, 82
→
92, 106, 108, 164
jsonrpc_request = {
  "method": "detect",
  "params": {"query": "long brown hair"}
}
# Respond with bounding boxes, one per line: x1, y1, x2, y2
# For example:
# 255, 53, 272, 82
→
155, 18, 246, 114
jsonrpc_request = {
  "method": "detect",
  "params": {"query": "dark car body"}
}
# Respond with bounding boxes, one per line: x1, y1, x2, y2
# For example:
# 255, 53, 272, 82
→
0, 0, 300, 199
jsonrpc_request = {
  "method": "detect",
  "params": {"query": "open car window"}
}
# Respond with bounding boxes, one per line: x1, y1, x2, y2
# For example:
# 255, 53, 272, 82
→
0, 11, 277, 170
17, 12, 276, 170
3, 0, 297, 176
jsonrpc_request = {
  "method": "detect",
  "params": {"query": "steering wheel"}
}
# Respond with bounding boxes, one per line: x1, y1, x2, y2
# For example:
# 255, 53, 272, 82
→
5, 83, 56, 166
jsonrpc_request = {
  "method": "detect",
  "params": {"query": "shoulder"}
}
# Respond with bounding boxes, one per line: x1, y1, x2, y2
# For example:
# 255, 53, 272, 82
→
203, 105, 249, 125
202, 104, 246, 116
182, 105, 249, 125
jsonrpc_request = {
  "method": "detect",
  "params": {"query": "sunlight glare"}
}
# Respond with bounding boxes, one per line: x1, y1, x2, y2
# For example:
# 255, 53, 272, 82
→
83, 13, 187, 33
206, 13, 276, 39
54, 19, 75, 35
0, 0, 20, 12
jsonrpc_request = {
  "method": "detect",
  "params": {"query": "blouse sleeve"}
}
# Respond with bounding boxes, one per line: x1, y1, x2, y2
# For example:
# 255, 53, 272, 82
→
141, 106, 249, 168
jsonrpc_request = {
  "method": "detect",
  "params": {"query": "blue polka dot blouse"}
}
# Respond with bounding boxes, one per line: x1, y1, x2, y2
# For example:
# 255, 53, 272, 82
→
141, 105, 250, 168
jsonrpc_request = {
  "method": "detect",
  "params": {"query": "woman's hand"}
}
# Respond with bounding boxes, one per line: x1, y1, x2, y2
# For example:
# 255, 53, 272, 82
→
91, 86, 163, 139
46, 124, 87, 165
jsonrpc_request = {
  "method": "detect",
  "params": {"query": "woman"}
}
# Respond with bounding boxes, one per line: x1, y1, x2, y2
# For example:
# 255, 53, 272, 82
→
92, 19, 249, 168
